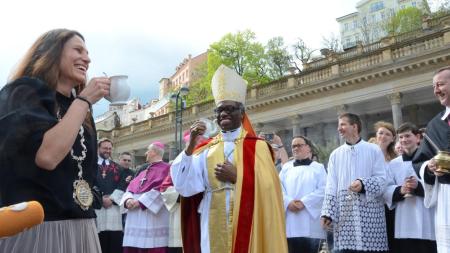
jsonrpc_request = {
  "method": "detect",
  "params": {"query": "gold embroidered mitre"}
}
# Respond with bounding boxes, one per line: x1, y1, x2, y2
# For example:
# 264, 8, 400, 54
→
211, 65, 247, 105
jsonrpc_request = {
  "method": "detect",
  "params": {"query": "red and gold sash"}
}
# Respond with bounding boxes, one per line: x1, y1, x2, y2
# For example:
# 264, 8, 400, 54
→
180, 113, 287, 253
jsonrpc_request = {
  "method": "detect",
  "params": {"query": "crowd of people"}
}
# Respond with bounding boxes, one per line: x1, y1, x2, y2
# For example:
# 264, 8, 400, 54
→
0, 28, 449, 253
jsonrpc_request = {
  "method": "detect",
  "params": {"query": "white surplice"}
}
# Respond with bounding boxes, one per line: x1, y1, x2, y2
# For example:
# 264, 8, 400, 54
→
279, 160, 327, 239
95, 158, 124, 232
420, 161, 450, 253
384, 156, 435, 240
95, 189, 124, 232
321, 140, 388, 251
161, 186, 182, 248
119, 190, 169, 248
170, 128, 240, 253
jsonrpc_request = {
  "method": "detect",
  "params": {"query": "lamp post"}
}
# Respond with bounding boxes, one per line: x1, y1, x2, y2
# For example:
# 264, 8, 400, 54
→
171, 86, 189, 157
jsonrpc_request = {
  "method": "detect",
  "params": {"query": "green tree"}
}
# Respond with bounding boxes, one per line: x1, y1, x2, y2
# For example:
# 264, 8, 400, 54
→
186, 30, 294, 104
385, 7, 424, 35
266, 37, 291, 79
184, 61, 212, 106
242, 42, 270, 85
209, 29, 271, 85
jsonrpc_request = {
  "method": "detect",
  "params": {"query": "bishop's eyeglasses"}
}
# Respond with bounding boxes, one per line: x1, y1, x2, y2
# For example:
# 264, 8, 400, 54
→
214, 105, 241, 115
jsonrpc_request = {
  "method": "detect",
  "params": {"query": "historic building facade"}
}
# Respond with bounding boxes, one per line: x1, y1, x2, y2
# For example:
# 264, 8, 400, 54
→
95, 52, 207, 132
337, 0, 425, 49
98, 16, 450, 165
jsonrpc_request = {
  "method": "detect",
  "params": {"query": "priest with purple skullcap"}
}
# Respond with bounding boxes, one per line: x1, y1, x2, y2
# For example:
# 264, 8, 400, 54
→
120, 141, 172, 253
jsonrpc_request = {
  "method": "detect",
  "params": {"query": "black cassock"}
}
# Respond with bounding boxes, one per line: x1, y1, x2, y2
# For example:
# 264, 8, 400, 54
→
413, 110, 450, 184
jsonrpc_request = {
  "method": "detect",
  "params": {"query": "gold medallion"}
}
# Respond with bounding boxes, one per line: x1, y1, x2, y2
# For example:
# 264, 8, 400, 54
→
73, 179, 93, 210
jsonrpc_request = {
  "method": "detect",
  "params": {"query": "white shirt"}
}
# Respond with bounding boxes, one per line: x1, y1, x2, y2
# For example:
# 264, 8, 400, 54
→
97, 157, 111, 166
440, 106, 450, 120
279, 160, 326, 239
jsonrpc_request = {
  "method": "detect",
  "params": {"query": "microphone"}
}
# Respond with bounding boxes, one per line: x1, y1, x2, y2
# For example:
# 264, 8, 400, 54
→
0, 201, 44, 238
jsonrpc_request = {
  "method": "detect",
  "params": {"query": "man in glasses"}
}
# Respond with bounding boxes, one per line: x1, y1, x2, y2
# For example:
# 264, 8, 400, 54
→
321, 113, 388, 253
171, 65, 288, 253
279, 136, 327, 253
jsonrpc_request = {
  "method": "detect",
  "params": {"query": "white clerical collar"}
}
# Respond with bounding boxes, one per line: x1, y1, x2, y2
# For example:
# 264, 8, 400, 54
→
440, 107, 450, 121
97, 156, 110, 166
344, 137, 362, 147
222, 127, 241, 142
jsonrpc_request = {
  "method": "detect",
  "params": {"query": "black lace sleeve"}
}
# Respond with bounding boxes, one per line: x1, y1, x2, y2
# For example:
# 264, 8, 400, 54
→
0, 77, 56, 170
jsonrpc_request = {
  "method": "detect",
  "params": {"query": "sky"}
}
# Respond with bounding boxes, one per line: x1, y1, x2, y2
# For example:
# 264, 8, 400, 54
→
0, 0, 361, 117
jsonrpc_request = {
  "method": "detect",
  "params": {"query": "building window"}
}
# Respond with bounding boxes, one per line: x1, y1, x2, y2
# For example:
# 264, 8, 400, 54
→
412, 2, 416, 7
353, 20, 358, 29
370, 1, 384, 12
344, 23, 349, 31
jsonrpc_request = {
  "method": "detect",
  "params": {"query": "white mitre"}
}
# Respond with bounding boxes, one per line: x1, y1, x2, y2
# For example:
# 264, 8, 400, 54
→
211, 64, 247, 105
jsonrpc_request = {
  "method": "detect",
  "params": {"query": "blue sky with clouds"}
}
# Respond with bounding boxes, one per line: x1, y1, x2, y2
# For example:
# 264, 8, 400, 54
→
1, 0, 363, 117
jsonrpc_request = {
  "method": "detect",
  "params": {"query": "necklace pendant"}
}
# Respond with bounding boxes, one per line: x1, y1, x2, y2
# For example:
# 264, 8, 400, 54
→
73, 179, 93, 210
102, 171, 107, 178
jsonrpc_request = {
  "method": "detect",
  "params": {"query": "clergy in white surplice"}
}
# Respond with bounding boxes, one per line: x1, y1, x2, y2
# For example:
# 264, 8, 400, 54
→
280, 136, 326, 253
96, 139, 126, 253
384, 123, 437, 253
321, 113, 388, 253
413, 67, 450, 253
120, 142, 170, 253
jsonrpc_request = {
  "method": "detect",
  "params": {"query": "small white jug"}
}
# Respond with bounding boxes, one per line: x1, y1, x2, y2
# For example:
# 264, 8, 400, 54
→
105, 75, 130, 105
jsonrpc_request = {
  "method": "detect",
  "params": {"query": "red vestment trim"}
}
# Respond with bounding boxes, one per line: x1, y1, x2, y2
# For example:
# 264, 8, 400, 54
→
233, 136, 256, 253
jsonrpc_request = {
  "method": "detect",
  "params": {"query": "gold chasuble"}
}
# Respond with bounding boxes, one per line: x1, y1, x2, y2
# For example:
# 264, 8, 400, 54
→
191, 128, 288, 253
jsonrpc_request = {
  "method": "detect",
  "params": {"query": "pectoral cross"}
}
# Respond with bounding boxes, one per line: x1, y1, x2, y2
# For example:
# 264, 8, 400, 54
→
139, 177, 147, 187
101, 170, 107, 179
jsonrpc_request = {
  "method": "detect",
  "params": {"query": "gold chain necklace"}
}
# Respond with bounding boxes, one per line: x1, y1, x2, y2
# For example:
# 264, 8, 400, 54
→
57, 108, 93, 210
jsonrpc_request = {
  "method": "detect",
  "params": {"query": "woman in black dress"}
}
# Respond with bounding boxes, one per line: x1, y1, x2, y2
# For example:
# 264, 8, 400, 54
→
0, 29, 110, 253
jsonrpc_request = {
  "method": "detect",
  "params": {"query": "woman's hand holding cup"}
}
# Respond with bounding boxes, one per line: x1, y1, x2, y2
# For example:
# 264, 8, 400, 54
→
80, 77, 110, 104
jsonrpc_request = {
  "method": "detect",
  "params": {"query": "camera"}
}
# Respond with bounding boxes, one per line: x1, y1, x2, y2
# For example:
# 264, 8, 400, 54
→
265, 133, 274, 142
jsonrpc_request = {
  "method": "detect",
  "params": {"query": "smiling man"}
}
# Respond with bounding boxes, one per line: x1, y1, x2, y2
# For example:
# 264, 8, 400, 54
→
170, 65, 288, 253
95, 138, 125, 253
413, 66, 450, 253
